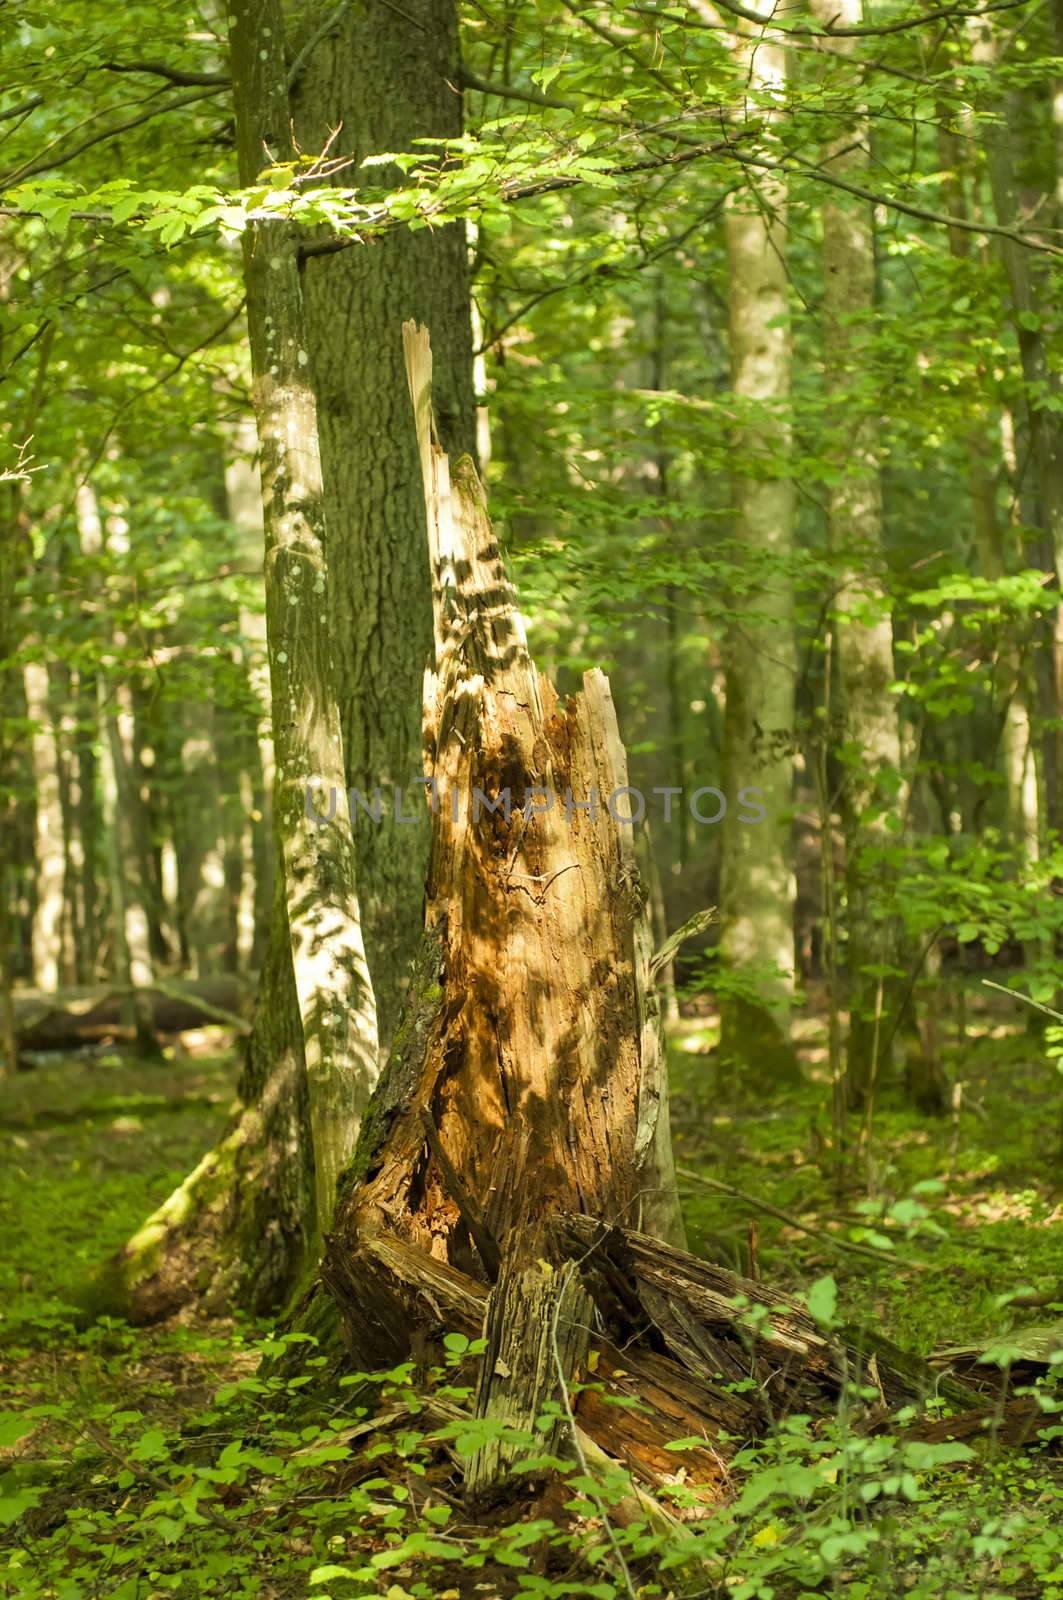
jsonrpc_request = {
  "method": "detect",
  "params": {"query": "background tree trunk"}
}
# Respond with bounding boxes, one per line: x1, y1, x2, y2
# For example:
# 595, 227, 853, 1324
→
811, 0, 905, 1104
717, 16, 798, 1082
24, 659, 64, 992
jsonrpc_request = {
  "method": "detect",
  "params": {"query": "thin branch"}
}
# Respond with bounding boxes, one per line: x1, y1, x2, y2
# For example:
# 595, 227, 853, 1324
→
0, 206, 113, 224
476, 195, 733, 351
287, 0, 352, 86
100, 60, 227, 87
0, 93, 43, 123
675, 1168, 928, 1268
501, 134, 737, 200
5, 86, 226, 183
559, 0, 678, 92
700, 0, 1035, 36
0, 319, 52, 382
459, 66, 575, 111
728, 141, 1063, 256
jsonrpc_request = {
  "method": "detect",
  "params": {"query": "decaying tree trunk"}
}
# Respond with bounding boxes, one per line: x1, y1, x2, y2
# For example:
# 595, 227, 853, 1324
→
317, 327, 969, 1503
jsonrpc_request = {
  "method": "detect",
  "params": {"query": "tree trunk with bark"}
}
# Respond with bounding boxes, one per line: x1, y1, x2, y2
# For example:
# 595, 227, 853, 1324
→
228, 0, 380, 1235
290, 0, 477, 1050
96, 0, 387, 1318
24, 659, 65, 993
969, 15, 1063, 844
98, 670, 160, 1061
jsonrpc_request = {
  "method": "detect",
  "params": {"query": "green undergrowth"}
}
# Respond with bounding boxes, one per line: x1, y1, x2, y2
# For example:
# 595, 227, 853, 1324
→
671, 982, 1063, 1354
1, 1006, 1063, 1600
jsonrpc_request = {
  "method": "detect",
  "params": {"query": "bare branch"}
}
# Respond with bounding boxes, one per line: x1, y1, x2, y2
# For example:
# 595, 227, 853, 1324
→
0, 94, 43, 123
0, 205, 113, 224
459, 67, 575, 111
686, 0, 1035, 38
4, 86, 226, 184
287, 0, 352, 87
730, 142, 1063, 256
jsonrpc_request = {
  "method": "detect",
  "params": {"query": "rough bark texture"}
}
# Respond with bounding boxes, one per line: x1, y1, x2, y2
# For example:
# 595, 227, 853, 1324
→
290, 0, 477, 1049
718, 15, 798, 1081
224, 421, 274, 976
229, 0, 379, 1233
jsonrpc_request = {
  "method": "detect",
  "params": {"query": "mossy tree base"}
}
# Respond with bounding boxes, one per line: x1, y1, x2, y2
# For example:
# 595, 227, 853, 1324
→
85, 882, 315, 1324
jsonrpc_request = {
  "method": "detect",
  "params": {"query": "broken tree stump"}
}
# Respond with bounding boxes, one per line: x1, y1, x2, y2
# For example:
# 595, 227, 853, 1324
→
319, 324, 976, 1503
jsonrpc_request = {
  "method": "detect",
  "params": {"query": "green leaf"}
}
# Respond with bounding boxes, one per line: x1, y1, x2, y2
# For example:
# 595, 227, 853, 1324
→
0, 1414, 35, 1449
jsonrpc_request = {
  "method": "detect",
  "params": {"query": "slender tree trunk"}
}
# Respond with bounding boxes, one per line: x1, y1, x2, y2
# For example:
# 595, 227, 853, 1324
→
718, 16, 798, 1080
74, 484, 101, 983
52, 660, 85, 985
172, 697, 232, 976
98, 676, 160, 1059
23, 659, 65, 992
810, 0, 905, 1103
0, 488, 20, 1073
937, 117, 1038, 859
970, 15, 1063, 842
224, 422, 274, 974
289, 0, 477, 1050
229, 0, 379, 1232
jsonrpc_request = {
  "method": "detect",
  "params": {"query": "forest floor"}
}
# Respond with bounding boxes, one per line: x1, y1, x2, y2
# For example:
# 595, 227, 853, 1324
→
1, 987, 1062, 1599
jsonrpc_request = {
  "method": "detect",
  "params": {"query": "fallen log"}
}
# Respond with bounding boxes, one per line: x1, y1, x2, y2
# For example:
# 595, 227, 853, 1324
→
321, 1213, 981, 1494
13, 975, 254, 1052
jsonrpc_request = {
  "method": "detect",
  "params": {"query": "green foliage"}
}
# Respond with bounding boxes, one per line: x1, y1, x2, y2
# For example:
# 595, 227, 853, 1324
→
3, 1045, 1063, 1598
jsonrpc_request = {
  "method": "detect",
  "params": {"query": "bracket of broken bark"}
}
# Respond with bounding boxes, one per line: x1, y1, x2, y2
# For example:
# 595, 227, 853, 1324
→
649, 906, 717, 985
